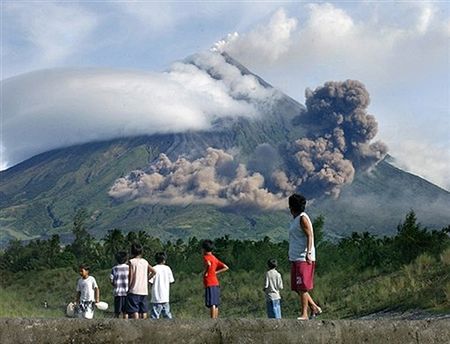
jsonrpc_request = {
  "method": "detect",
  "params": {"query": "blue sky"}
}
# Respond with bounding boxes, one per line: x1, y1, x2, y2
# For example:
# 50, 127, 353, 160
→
1, 1, 449, 190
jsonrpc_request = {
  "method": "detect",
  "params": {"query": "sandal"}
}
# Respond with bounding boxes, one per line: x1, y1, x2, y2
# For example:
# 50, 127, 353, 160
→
297, 316, 309, 321
310, 306, 322, 318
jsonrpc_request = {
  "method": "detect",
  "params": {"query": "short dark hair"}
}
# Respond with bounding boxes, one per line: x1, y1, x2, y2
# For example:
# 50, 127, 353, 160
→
155, 252, 167, 264
79, 264, 90, 271
131, 242, 143, 257
288, 193, 306, 213
115, 251, 128, 264
267, 258, 278, 269
202, 239, 214, 252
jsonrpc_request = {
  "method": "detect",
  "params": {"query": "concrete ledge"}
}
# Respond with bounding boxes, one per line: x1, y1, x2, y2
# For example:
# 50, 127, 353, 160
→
0, 318, 449, 344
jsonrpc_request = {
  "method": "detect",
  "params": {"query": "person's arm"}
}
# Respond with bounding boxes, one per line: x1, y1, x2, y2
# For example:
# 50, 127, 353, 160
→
278, 274, 284, 290
110, 270, 115, 286
300, 215, 314, 264
76, 280, 81, 303
148, 264, 156, 280
92, 278, 100, 303
216, 263, 229, 274
128, 263, 134, 289
94, 287, 100, 304
203, 258, 211, 277
263, 272, 269, 292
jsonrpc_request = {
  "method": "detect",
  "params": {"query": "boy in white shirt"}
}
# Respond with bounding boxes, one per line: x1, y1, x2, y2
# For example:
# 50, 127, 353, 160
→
149, 252, 175, 319
76, 264, 99, 319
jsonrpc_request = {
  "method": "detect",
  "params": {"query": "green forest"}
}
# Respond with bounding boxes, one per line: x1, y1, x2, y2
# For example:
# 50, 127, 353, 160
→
0, 210, 449, 319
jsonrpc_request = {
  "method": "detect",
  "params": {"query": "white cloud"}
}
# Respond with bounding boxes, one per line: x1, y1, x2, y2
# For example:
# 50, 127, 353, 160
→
3, 3, 98, 77
1, 52, 277, 168
114, 1, 189, 37
216, 3, 449, 189
217, 3, 449, 82
213, 8, 297, 63
388, 140, 450, 191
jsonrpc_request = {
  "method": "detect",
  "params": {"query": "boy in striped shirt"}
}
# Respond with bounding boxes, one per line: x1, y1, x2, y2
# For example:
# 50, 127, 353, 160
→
110, 251, 129, 318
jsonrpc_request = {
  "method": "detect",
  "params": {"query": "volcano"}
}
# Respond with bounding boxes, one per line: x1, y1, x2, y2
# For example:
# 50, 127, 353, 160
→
1, 53, 449, 245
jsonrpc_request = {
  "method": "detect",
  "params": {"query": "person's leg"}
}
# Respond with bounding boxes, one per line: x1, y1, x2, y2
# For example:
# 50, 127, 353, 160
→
273, 299, 281, 319
266, 300, 275, 318
119, 296, 128, 319
298, 291, 309, 320
213, 306, 219, 319
215, 287, 220, 318
114, 296, 121, 318
303, 262, 321, 316
151, 303, 161, 319
127, 294, 140, 319
140, 295, 149, 319
306, 293, 321, 314
162, 303, 172, 319
210, 305, 216, 318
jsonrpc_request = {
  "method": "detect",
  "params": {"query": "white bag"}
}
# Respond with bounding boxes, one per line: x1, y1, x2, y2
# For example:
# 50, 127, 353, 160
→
66, 302, 76, 317
95, 301, 108, 311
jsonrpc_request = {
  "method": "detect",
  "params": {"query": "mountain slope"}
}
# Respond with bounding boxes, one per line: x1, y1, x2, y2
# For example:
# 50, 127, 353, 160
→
1, 131, 449, 246
1, 54, 449, 244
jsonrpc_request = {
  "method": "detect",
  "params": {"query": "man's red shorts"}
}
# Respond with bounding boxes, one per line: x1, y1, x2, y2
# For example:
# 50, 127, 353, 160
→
291, 261, 315, 292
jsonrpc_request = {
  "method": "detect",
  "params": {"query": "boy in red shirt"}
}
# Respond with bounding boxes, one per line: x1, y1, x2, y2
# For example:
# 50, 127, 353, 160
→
202, 239, 229, 319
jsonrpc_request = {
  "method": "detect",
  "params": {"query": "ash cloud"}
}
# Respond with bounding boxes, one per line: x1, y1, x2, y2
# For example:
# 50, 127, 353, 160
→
109, 148, 287, 210
110, 80, 388, 208
285, 80, 388, 197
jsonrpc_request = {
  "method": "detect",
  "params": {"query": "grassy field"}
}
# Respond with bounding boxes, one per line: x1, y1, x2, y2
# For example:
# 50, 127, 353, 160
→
1, 249, 449, 319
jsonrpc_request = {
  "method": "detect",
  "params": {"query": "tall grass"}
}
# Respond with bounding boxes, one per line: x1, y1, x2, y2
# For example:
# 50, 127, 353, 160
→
1, 254, 448, 319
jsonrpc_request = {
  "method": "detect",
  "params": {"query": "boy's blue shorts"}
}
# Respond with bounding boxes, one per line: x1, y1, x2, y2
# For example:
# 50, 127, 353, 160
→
205, 286, 220, 308
126, 293, 148, 314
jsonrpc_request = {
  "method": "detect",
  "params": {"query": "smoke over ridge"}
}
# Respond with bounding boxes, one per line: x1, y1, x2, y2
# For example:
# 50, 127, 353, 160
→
285, 80, 388, 197
109, 148, 287, 210
109, 80, 388, 207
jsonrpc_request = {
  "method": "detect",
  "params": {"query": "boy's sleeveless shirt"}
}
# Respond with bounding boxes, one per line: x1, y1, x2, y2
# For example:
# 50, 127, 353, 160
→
128, 257, 149, 295
288, 212, 316, 262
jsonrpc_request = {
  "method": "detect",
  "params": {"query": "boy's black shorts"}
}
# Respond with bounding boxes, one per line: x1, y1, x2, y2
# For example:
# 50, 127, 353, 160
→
114, 296, 127, 315
205, 286, 220, 308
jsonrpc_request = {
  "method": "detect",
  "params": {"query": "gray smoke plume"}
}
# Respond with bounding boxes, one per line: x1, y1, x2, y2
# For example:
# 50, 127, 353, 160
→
286, 80, 388, 197
109, 148, 287, 210
110, 79, 388, 208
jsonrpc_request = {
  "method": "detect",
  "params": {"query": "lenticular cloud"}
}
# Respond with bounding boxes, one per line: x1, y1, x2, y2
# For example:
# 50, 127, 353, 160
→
1, 52, 277, 168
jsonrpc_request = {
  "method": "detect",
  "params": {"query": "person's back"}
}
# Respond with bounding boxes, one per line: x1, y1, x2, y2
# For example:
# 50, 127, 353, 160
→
264, 259, 283, 319
151, 264, 174, 303
126, 242, 156, 319
202, 239, 229, 319
150, 252, 175, 319
110, 251, 129, 318
265, 269, 283, 300
128, 256, 149, 295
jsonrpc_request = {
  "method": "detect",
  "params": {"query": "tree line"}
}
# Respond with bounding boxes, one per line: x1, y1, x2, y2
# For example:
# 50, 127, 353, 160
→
0, 210, 448, 277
